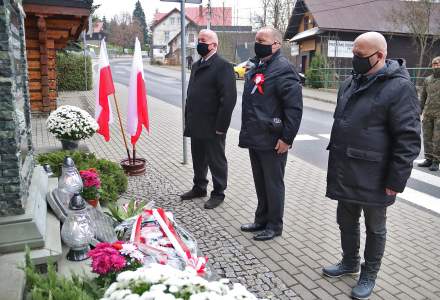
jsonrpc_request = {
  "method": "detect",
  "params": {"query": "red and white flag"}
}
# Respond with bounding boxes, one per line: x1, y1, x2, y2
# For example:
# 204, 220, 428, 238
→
95, 39, 115, 141
127, 37, 149, 145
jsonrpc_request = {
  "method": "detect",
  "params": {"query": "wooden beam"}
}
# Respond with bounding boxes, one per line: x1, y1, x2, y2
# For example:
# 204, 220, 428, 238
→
37, 15, 50, 109
23, 4, 90, 17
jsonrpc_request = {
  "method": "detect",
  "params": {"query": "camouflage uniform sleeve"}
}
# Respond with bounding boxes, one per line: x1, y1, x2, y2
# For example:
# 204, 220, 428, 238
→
420, 77, 428, 113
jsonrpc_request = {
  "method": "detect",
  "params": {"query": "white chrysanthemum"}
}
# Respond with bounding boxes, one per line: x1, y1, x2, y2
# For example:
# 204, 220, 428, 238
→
46, 105, 98, 140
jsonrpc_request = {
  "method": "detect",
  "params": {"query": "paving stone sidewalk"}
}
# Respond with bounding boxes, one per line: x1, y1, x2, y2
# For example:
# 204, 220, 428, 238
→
32, 85, 440, 300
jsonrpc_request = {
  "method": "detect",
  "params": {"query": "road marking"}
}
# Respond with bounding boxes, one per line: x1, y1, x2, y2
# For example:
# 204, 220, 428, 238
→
295, 134, 319, 141
318, 134, 331, 139
399, 187, 440, 214
410, 169, 440, 187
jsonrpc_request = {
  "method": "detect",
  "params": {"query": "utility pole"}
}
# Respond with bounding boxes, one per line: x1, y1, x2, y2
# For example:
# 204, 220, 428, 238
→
222, 1, 225, 26
207, 0, 211, 29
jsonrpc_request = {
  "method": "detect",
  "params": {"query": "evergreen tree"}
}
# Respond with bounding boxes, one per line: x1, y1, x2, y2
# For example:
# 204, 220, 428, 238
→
133, 0, 149, 48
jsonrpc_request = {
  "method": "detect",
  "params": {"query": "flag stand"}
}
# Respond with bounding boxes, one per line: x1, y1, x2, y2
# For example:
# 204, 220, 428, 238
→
112, 93, 132, 163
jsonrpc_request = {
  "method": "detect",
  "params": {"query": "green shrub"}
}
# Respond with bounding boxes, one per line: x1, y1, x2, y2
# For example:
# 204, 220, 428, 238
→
22, 247, 105, 300
37, 151, 128, 204
57, 52, 92, 91
305, 54, 328, 89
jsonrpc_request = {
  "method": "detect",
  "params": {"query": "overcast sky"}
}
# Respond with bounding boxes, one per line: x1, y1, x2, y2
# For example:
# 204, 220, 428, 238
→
93, 0, 263, 26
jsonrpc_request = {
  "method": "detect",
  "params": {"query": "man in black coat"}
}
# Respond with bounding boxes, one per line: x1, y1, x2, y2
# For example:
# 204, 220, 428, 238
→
239, 27, 303, 241
181, 29, 237, 209
322, 32, 421, 300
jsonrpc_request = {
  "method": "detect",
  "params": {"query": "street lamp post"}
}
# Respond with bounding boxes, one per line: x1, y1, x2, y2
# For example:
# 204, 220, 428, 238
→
161, 0, 201, 164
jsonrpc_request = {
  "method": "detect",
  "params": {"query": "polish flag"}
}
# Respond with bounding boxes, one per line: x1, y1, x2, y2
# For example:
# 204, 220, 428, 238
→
127, 37, 149, 145
95, 39, 115, 141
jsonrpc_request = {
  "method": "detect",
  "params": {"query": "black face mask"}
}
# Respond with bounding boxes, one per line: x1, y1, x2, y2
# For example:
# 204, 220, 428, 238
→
433, 68, 440, 78
254, 42, 273, 59
197, 42, 211, 57
352, 51, 379, 75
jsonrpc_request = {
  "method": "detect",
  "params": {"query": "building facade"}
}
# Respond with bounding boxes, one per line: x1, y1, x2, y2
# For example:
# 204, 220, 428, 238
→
284, 0, 440, 80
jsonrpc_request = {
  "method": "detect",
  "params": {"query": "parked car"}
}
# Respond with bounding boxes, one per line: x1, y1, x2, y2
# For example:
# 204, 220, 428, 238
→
233, 59, 254, 79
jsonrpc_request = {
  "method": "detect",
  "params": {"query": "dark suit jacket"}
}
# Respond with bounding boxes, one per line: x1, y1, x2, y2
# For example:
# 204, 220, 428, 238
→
184, 53, 237, 139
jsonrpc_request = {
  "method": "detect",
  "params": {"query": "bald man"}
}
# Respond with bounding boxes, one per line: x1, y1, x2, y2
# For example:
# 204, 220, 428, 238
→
181, 29, 237, 209
323, 32, 421, 299
239, 27, 303, 241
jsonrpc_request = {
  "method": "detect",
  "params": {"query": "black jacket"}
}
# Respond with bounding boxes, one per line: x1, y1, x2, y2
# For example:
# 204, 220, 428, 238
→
326, 59, 421, 206
184, 53, 237, 139
239, 51, 303, 150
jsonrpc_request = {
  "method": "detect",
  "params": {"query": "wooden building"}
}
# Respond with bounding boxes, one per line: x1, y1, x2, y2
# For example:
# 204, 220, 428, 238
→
23, 0, 91, 112
284, 0, 440, 75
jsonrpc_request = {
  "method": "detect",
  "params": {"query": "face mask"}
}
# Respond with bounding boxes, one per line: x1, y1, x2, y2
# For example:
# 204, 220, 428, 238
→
197, 42, 211, 57
254, 42, 273, 59
433, 68, 440, 78
352, 51, 379, 75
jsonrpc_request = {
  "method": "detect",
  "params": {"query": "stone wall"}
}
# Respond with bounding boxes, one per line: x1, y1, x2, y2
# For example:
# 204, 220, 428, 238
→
0, 0, 34, 216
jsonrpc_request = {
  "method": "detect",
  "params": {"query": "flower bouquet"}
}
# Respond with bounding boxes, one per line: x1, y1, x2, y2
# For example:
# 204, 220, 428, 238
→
80, 168, 102, 207
102, 263, 259, 300
88, 241, 144, 287
46, 105, 98, 150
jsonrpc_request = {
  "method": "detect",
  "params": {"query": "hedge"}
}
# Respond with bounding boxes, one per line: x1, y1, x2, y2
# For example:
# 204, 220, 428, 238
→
37, 151, 128, 205
57, 52, 93, 91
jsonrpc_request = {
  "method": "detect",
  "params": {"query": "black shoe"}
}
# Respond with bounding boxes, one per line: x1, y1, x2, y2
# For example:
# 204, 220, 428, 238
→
351, 268, 376, 300
180, 188, 207, 200
240, 223, 266, 232
418, 159, 432, 167
253, 229, 281, 241
322, 261, 360, 278
429, 162, 439, 171
204, 195, 224, 209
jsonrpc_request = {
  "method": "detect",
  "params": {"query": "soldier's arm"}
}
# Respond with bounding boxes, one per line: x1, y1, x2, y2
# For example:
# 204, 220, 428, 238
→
420, 77, 428, 113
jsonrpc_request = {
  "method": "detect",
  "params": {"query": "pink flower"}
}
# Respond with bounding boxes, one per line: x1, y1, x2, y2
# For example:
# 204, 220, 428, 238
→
80, 169, 101, 189
88, 242, 127, 275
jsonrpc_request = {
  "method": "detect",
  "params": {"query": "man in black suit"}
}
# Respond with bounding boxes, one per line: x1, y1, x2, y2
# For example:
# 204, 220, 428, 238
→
239, 27, 303, 241
181, 29, 237, 209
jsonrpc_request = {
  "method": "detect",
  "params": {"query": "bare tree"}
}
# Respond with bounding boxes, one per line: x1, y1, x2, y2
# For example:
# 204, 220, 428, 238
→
107, 13, 144, 49
254, 0, 292, 33
391, 0, 440, 73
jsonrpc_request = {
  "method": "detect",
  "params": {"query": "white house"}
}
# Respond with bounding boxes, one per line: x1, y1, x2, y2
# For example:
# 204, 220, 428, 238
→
151, 8, 195, 62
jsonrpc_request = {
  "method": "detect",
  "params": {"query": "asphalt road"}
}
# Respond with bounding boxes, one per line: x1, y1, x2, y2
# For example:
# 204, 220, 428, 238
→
107, 58, 440, 213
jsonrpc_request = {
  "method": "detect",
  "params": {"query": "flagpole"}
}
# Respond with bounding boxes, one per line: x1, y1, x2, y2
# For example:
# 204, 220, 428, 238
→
112, 93, 132, 162
132, 144, 136, 165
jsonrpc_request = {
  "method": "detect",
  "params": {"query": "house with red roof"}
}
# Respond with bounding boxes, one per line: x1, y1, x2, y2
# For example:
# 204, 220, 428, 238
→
151, 5, 232, 62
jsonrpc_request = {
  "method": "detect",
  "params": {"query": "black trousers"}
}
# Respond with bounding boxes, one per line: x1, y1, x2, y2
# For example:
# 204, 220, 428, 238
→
249, 149, 287, 231
191, 135, 227, 197
337, 201, 387, 277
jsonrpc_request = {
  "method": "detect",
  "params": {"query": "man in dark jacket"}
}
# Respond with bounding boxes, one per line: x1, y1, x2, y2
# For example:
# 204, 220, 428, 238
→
181, 29, 237, 209
239, 27, 303, 241
322, 32, 421, 300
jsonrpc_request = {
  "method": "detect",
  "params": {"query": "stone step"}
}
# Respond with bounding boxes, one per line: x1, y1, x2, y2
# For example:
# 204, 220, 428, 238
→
0, 211, 62, 300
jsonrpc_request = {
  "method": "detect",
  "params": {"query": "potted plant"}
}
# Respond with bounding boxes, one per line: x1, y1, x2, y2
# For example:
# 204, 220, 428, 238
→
46, 105, 98, 150
79, 168, 102, 207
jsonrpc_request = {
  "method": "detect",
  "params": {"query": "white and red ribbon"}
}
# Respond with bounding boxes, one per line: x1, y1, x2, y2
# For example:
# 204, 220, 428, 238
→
132, 208, 208, 274
253, 73, 265, 95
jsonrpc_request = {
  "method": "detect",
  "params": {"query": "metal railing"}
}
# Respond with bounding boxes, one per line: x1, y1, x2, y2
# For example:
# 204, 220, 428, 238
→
305, 67, 433, 89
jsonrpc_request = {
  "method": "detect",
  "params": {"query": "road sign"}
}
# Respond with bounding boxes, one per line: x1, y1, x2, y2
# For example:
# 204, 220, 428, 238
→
160, 0, 202, 3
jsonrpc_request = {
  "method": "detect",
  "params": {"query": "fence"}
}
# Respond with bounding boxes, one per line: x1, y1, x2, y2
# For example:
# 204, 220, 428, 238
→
306, 67, 432, 89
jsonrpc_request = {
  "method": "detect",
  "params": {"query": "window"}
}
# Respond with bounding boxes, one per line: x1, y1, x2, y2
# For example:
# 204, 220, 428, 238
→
303, 16, 309, 31
164, 31, 170, 41
170, 18, 174, 25
188, 33, 195, 43
177, 17, 181, 25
